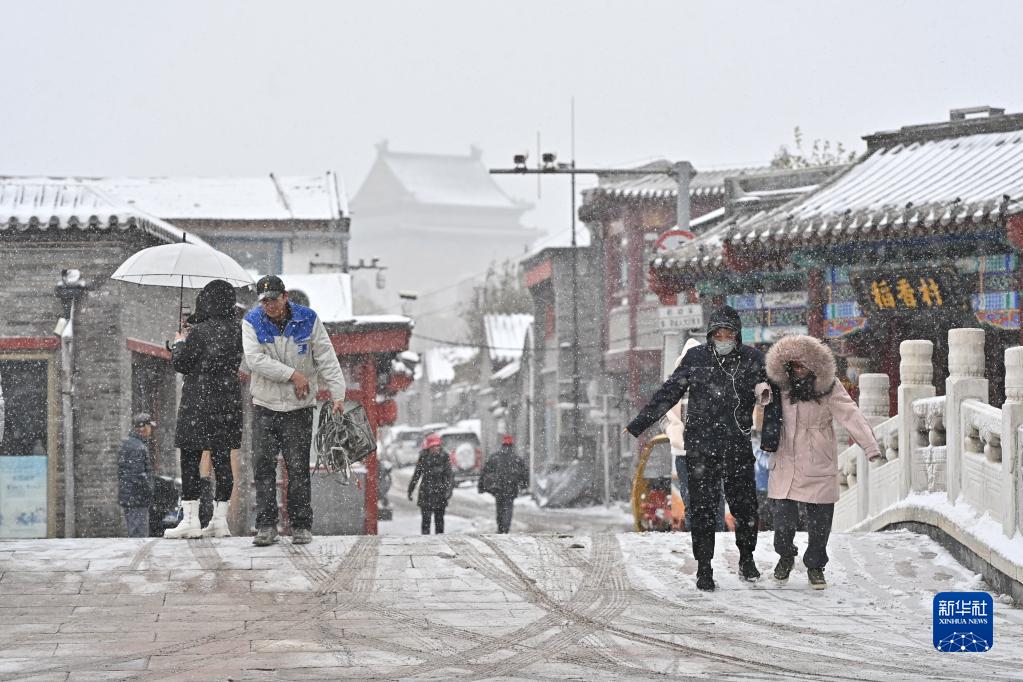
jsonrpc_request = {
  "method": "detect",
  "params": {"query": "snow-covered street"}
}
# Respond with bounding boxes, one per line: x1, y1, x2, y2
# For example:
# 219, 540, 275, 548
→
383, 467, 633, 536
1, 528, 1020, 680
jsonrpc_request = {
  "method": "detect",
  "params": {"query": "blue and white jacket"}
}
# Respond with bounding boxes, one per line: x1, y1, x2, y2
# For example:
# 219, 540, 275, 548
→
241, 303, 347, 412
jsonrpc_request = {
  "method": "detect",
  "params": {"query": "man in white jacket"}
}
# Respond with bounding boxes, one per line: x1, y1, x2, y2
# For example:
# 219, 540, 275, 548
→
242, 275, 347, 546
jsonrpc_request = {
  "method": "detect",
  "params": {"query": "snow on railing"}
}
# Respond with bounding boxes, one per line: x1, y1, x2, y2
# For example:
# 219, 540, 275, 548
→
834, 331, 1022, 539
912, 395, 946, 493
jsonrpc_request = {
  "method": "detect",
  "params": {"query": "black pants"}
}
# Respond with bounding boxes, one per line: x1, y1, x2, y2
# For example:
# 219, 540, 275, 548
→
253, 405, 314, 531
421, 508, 445, 534
495, 495, 515, 534
773, 499, 835, 570
687, 441, 759, 563
179, 448, 233, 502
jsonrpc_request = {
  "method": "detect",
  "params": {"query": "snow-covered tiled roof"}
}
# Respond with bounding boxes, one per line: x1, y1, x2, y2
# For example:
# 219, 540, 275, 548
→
586, 161, 773, 200
374, 147, 525, 210
92, 173, 347, 221
728, 126, 1023, 246
483, 313, 534, 363
491, 359, 520, 382
649, 167, 842, 277
0, 179, 207, 246
424, 346, 479, 385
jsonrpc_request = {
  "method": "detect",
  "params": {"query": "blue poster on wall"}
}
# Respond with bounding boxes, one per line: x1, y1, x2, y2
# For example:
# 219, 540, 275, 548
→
0, 456, 48, 538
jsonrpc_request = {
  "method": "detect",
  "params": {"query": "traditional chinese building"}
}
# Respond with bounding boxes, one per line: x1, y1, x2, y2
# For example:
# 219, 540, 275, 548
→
350, 142, 540, 340
649, 106, 1023, 407
577, 162, 839, 489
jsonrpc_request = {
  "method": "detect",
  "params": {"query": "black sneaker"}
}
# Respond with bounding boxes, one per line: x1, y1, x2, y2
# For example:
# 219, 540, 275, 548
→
739, 555, 760, 582
696, 563, 715, 591
774, 556, 795, 582
808, 568, 827, 590
292, 528, 313, 545
252, 526, 279, 546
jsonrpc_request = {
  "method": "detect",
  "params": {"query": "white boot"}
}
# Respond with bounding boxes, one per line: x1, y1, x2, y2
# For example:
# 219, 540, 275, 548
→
202, 501, 232, 538
164, 500, 203, 539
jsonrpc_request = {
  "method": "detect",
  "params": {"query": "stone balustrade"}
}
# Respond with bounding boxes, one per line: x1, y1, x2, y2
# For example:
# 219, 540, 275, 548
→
835, 328, 1022, 540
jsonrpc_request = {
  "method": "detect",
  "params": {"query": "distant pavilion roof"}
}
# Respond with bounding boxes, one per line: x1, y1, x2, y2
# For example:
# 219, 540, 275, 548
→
354, 143, 529, 211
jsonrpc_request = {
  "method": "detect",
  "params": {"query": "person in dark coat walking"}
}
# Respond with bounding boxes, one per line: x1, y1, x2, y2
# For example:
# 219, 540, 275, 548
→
478, 434, 528, 533
118, 413, 155, 538
408, 432, 454, 534
625, 305, 782, 591
165, 280, 243, 539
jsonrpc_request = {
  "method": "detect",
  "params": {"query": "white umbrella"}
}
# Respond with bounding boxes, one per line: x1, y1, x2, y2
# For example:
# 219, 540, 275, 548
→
111, 241, 255, 330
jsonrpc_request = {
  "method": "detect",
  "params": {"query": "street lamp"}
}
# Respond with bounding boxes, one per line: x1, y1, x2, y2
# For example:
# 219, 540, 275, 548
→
54, 268, 87, 539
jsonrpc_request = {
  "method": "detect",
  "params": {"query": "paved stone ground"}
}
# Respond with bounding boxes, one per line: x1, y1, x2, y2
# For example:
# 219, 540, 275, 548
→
1, 530, 1021, 680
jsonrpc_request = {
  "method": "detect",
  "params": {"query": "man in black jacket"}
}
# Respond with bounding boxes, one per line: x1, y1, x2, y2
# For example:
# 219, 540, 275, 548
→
478, 434, 529, 533
625, 306, 781, 591
118, 413, 155, 538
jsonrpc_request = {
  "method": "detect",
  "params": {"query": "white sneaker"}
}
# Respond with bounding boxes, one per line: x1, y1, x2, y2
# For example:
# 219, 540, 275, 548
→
202, 501, 232, 538
164, 500, 203, 539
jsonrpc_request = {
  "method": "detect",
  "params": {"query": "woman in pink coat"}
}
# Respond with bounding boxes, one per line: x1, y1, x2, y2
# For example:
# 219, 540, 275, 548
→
765, 335, 881, 589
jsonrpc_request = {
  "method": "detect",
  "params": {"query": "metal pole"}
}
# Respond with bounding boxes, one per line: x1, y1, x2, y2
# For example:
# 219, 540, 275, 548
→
602, 393, 610, 508
571, 161, 580, 465
61, 302, 76, 538
570, 98, 582, 468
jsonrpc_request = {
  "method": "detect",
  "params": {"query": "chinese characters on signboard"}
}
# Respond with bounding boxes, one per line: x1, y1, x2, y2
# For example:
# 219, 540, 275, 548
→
867, 276, 944, 310
853, 269, 968, 323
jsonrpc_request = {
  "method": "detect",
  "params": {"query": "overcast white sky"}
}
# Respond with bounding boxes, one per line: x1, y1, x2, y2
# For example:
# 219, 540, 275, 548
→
3, 0, 1022, 243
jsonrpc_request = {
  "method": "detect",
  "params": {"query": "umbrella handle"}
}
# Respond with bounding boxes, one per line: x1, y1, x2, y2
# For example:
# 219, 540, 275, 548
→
178, 275, 185, 333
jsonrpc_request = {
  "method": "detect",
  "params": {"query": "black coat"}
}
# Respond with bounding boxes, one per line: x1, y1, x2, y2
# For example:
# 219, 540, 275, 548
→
118, 432, 152, 508
172, 281, 243, 450
478, 446, 528, 499
409, 448, 454, 511
626, 305, 782, 452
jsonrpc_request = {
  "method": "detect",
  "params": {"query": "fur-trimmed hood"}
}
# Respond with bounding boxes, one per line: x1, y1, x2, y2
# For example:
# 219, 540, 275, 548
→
765, 334, 836, 394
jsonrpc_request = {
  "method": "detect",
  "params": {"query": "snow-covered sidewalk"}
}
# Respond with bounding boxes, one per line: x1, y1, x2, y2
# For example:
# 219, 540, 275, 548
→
1, 530, 1021, 680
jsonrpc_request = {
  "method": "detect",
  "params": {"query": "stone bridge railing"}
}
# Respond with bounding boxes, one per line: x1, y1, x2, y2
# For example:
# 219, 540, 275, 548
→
834, 328, 1022, 543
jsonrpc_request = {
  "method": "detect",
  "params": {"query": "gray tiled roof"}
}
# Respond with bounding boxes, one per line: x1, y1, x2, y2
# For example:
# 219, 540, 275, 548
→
0, 179, 201, 245
728, 127, 1023, 246
587, 161, 773, 199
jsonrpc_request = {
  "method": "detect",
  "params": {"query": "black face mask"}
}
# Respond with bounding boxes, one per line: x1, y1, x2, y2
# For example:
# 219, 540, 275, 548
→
788, 373, 818, 403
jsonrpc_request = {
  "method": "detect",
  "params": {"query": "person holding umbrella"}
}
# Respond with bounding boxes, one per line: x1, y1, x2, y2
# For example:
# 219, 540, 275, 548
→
164, 280, 244, 539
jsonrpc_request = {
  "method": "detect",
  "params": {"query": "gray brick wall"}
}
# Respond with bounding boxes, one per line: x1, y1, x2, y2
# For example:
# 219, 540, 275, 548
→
0, 230, 184, 536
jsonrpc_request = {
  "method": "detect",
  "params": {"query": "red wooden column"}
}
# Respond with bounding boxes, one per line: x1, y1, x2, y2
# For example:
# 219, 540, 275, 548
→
807, 268, 825, 339
359, 357, 379, 535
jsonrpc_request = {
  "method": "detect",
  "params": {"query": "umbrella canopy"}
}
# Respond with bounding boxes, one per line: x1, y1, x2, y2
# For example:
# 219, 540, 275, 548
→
111, 242, 254, 289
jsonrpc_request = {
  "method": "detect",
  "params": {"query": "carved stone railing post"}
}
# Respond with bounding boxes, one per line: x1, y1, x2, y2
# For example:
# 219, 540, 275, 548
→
860, 373, 890, 427
1001, 346, 1023, 538
899, 340, 935, 499
945, 328, 988, 505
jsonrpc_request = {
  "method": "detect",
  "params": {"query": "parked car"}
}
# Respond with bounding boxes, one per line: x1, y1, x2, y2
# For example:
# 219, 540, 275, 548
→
439, 426, 483, 483
383, 426, 424, 467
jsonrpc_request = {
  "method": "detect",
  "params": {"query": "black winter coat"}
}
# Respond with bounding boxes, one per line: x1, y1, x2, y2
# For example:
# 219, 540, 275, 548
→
117, 432, 152, 508
173, 281, 243, 450
409, 448, 454, 511
478, 446, 528, 498
626, 305, 782, 452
